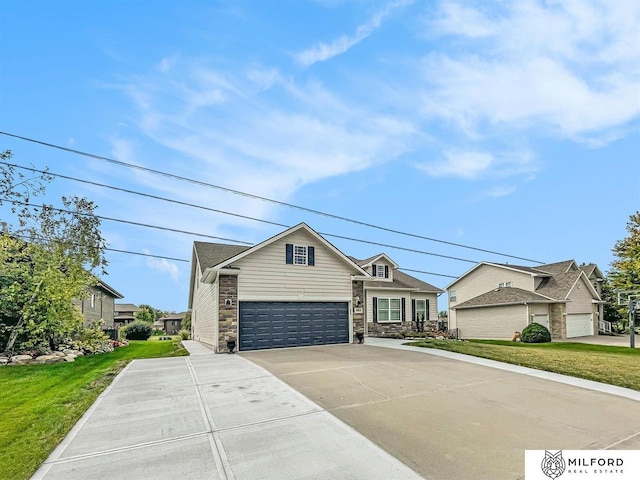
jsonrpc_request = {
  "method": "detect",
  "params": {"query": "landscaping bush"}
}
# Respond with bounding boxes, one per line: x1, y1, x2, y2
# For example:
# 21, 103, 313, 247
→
152, 329, 164, 336
179, 329, 190, 340
521, 322, 551, 343
122, 321, 152, 340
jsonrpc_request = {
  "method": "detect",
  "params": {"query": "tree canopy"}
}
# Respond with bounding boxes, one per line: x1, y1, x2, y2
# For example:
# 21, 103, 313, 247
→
1, 149, 107, 354
609, 211, 640, 292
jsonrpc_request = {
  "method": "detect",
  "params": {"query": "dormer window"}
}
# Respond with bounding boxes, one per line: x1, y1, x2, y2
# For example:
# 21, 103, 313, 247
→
498, 282, 512, 288
372, 263, 389, 279
294, 245, 307, 265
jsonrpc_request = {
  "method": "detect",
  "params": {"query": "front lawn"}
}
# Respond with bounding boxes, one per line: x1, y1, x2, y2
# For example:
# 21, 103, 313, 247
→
0, 339, 188, 480
406, 339, 640, 391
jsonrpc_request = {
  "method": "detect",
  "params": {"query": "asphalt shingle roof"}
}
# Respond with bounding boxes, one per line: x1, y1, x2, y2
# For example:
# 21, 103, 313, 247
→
537, 260, 577, 274
454, 287, 555, 309
535, 271, 582, 300
193, 242, 251, 272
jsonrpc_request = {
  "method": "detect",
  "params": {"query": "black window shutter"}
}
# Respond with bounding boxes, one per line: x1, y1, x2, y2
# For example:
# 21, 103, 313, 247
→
285, 243, 293, 264
384, 265, 389, 278
401, 298, 406, 322
372, 264, 377, 276
308, 246, 315, 266
372, 297, 378, 323
426, 300, 430, 320
411, 299, 416, 321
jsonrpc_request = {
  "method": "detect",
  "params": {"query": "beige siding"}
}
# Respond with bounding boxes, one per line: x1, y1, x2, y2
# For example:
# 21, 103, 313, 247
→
448, 264, 534, 328
566, 277, 594, 314
232, 229, 354, 301
192, 257, 219, 349
456, 305, 528, 339
410, 293, 439, 322
368, 258, 395, 282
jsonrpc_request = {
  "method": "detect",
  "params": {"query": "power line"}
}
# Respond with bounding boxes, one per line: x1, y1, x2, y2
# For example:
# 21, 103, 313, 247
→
0, 131, 546, 264
3, 197, 478, 263
398, 268, 457, 279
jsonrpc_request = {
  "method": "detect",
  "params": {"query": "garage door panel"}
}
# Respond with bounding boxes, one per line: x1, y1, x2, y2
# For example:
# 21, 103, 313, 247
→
239, 302, 349, 351
566, 313, 593, 338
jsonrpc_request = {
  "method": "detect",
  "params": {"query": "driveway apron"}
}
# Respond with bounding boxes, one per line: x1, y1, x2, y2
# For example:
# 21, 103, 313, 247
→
31, 340, 422, 480
242, 340, 640, 480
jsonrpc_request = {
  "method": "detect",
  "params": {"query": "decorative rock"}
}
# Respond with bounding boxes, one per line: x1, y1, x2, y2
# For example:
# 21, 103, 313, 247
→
35, 355, 64, 364
10, 355, 33, 365
63, 355, 76, 362
0, 358, 9, 365
53, 351, 66, 357
63, 349, 78, 355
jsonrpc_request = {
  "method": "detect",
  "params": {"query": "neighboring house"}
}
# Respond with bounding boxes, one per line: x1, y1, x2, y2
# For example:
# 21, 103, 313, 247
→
153, 319, 164, 332
114, 303, 140, 329
446, 260, 605, 340
159, 312, 185, 334
74, 280, 124, 329
188, 223, 443, 353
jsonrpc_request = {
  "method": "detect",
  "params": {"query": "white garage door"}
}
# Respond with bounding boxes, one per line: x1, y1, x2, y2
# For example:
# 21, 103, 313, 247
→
566, 313, 593, 338
456, 305, 528, 339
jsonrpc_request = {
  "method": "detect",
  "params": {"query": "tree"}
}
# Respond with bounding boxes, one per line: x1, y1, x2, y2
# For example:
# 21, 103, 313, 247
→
134, 306, 156, 323
1, 150, 107, 354
609, 211, 640, 292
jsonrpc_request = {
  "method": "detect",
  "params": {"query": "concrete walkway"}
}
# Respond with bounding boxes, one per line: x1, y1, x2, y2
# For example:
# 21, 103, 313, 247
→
31, 341, 422, 480
365, 337, 640, 401
552, 334, 639, 348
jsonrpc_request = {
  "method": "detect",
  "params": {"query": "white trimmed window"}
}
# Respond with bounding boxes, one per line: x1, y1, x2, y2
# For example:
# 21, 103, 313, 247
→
376, 265, 386, 278
415, 299, 427, 321
377, 298, 402, 322
294, 245, 307, 265
449, 290, 457, 303
90, 294, 96, 309
498, 282, 512, 288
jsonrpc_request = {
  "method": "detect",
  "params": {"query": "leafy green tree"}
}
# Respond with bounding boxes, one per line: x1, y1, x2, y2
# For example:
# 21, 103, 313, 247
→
182, 312, 191, 332
134, 306, 156, 323
609, 211, 640, 292
1, 150, 107, 354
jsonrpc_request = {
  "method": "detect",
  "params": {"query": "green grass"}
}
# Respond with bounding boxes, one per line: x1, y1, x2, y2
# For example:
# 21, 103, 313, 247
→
406, 339, 640, 391
0, 339, 188, 480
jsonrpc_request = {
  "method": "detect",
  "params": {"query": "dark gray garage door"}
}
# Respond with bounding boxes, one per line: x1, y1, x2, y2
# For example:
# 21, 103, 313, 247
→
239, 302, 349, 351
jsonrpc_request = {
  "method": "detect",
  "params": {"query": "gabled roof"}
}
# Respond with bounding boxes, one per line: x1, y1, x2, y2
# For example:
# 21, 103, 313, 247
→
94, 279, 124, 299
354, 253, 399, 269
214, 223, 367, 275
453, 287, 557, 309
366, 269, 443, 293
159, 312, 187, 321
535, 270, 600, 301
193, 242, 251, 273
115, 303, 139, 313
579, 263, 604, 280
537, 260, 577, 274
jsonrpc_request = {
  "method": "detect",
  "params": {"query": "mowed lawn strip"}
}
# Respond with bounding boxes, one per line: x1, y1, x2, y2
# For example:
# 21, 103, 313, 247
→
0, 339, 188, 480
406, 339, 640, 391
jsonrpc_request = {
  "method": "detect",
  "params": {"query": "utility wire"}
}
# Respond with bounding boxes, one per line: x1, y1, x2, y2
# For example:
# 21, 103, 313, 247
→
398, 268, 457, 279
1, 131, 545, 264
3, 197, 478, 263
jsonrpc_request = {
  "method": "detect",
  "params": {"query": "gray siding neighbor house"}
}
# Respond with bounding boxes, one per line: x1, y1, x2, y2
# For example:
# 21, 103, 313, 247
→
188, 223, 443, 353
446, 260, 605, 340
74, 280, 123, 329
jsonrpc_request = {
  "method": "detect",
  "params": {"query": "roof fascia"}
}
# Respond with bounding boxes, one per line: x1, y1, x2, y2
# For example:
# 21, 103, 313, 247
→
360, 253, 399, 269
454, 299, 563, 310
567, 271, 601, 301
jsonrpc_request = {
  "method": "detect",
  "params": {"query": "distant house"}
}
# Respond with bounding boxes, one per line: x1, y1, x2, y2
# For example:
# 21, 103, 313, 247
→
74, 280, 123, 330
446, 260, 605, 340
158, 312, 186, 334
189, 223, 443, 353
114, 303, 140, 329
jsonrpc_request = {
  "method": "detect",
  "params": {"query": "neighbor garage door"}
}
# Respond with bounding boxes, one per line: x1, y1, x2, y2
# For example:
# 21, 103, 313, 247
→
566, 313, 593, 338
456, 305, 527, 339
239, 302, 349, 351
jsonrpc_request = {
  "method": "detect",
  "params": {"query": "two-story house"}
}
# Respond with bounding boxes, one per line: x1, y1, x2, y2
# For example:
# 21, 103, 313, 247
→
73, 280, 123, 329
446, 260, 604, 340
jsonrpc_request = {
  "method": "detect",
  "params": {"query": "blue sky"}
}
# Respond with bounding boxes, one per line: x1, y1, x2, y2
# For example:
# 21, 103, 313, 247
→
1, 0, 639, 313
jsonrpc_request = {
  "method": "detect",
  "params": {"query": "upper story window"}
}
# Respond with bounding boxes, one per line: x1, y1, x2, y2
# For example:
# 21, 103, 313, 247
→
376, 265, 385, 278
90, 294, 96, 309
498, 282, 512, 288
285, 243, 315, 266
372, 263, 389, 279
449, 290, 457, 303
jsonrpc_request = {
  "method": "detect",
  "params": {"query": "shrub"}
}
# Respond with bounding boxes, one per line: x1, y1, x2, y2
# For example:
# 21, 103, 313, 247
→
179, 329, 190, 340
521, 322, 551, 343
122, 320, 152, 340
153, 329, 164, 336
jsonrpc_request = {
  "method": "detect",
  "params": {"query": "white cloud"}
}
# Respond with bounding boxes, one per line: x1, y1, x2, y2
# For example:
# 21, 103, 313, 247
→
144, 250, 180, 281
156, 55, 178, 73
296, 0, 413, 67
485, 185, 517, 198
417, 150, 536, 180
422, 1, 640, 140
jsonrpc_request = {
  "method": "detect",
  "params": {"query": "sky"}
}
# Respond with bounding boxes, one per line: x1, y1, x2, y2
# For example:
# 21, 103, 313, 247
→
1, 0, 639, 313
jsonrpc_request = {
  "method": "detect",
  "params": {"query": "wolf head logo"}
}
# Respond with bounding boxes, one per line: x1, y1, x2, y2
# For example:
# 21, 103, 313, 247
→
541, 450, 566, 479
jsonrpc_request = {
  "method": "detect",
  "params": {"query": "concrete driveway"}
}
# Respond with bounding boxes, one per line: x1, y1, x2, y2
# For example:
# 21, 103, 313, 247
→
241, 341, 640, 480
553, 334, 639, 348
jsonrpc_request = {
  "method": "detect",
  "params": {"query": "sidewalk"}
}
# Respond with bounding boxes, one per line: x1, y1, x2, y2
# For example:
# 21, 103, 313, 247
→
31, 341, 422, 480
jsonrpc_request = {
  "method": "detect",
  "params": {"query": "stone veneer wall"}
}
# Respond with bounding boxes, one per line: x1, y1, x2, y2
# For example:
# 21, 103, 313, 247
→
368, 321, 414, 337
352, 280, 364, 342
218, 275, 238, 353
549, 303, 566, 339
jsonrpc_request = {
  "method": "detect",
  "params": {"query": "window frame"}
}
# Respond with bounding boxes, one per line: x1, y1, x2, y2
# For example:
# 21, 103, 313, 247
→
293, 245, 308, 265
90, 294, 96, 309
377, 297, 402, 323
415, 299, 427, 321
449, 290, 457, 303
376, 265, 386, 278
498, 281, 513, 288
